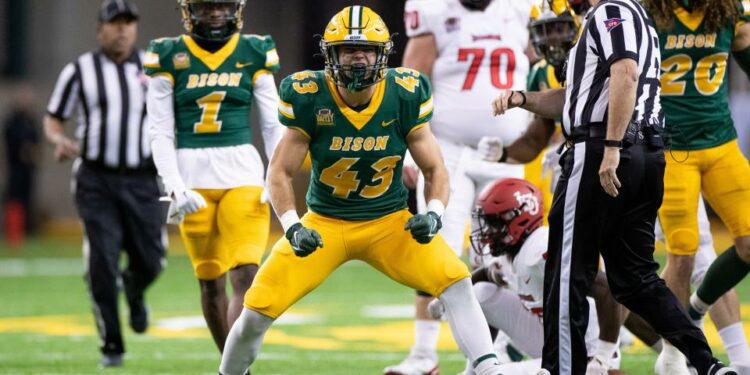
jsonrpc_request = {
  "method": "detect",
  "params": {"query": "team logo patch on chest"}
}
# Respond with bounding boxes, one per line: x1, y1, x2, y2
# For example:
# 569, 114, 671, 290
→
316, 108, 335, 126
173, 52, 191, 70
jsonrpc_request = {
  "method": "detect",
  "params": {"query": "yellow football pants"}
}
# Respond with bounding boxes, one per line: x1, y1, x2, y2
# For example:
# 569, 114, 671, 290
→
659, 140, 750, 255
244, 209, 470, 319
179, 186, 270, 280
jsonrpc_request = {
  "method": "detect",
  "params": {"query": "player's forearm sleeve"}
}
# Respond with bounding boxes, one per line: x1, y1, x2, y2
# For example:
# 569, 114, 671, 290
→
147, 76, 186, 195
253, 73, 285, 160
734, 46, 750, 77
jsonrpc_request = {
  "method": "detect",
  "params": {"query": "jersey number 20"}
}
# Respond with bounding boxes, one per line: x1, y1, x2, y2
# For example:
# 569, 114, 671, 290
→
661, 53, 728, 96
458, 48, 516, 91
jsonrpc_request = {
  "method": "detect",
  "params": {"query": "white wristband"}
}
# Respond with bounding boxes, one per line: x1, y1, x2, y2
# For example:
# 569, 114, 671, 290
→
426, 199, 445, 217
279, 210, 301, 233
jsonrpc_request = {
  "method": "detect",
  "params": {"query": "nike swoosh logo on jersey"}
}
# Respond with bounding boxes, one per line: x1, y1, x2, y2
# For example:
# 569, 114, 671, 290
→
235, 62, 253, 68
381, 119, 397, 127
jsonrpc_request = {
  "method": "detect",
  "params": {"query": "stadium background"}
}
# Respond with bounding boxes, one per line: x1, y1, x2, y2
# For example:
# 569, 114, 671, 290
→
1, 1, 750, 374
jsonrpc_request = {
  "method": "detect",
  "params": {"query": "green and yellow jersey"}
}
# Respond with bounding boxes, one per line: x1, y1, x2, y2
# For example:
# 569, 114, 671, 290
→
658, 2, 750, 150
278, 68, 433, 220
527, 59, 563, 92
143, 33, 280, 149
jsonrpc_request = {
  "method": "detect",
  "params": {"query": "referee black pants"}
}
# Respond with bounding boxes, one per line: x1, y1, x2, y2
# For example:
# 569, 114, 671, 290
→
74, 162, 165, 355
541, 141, 716, 374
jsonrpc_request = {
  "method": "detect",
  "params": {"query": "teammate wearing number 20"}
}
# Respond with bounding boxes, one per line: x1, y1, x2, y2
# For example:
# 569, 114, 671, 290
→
144, 0, 284, 352
219, 6, 506, 375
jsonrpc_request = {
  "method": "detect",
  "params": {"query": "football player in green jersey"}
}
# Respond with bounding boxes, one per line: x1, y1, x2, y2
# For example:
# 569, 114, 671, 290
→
219, 6, 506, 375
144, 0, 284, 352
640, 0, 750, 372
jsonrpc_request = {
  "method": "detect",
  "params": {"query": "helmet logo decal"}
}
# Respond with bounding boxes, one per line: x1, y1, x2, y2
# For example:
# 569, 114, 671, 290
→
514, 190, 540, 216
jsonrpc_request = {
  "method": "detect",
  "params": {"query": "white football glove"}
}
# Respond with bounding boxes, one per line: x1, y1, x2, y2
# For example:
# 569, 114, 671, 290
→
477, 136, 505, 162
173, 190, 207, 216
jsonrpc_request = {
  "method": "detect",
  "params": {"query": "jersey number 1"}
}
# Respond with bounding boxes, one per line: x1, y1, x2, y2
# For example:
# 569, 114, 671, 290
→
458, 48, 516, 91
194, 91, 227, 133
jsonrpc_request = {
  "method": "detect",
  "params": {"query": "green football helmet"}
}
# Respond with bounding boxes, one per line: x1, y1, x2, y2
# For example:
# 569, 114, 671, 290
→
178, 0, 245, 41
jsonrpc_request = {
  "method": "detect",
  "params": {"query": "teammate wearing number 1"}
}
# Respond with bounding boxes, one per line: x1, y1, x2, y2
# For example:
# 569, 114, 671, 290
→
144, 0, 283, 352
639, 0, 750, 372
219, 6, 506, 375
389, 1, 536, 373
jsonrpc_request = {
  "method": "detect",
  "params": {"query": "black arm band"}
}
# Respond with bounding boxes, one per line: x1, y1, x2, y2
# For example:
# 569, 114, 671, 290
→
515, 91, 527, 107
604, 139, 623, 148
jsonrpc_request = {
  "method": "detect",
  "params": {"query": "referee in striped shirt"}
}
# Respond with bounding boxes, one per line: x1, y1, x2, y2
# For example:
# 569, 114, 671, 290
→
492, 0, 733, 374
43, 0, 164, 368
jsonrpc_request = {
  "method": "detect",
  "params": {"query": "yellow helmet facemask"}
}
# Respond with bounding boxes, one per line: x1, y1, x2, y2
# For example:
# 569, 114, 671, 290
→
320, 6, 393, 92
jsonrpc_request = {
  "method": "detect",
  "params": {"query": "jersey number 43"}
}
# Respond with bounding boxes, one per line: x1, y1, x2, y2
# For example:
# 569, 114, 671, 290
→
320, 156, 402, 199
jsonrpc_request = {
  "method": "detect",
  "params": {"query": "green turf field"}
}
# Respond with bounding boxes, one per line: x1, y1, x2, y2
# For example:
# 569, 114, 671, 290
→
0, 236, 746, 374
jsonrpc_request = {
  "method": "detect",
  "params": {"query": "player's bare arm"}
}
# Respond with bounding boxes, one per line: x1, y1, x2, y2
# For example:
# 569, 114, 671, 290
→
505, 116, 556, 163
403, 33, 438, 77
267, 128, 310, 217
407, 124, 449, 207
492, 88, 565, 119
599, 58, 638, 198
267, 127, 322, 257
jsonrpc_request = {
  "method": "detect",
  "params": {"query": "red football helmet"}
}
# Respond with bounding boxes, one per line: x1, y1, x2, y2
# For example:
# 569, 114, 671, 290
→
471, 178, 544, 257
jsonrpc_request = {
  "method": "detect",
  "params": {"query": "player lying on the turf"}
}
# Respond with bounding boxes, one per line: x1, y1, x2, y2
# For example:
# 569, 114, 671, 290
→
428, 178, 623, 375
218, 6, 508, 375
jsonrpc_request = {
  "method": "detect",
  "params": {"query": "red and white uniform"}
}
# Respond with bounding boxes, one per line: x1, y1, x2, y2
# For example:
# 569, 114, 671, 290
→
405, 0, 535, 255
474, 227, 600, 363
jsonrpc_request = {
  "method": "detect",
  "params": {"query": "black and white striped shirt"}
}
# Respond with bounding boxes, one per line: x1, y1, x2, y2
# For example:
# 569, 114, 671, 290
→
562, 0, 662, 136
47, 50, 152, 170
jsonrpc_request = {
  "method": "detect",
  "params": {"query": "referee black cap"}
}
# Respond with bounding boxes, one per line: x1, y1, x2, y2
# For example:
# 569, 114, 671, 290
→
99, 0, 139, 23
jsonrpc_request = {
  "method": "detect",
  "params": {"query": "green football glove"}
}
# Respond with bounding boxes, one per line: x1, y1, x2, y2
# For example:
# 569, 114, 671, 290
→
285, 223, 323, 257
404, 211, 443, 244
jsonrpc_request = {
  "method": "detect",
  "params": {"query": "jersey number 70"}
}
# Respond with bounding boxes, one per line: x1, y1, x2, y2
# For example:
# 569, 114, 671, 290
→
458, 48, 516, 91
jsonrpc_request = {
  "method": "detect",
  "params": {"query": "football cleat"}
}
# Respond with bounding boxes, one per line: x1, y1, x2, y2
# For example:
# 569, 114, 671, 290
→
708, 362, 738, 375
384, 348, 439, 375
